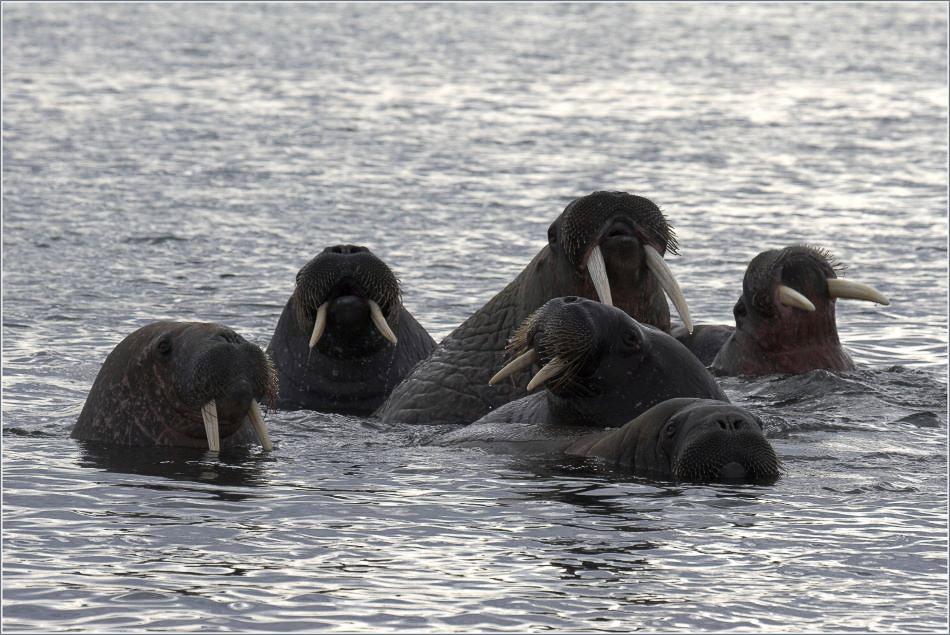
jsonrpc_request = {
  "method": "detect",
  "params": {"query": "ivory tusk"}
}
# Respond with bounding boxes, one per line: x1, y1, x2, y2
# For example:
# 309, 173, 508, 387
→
248, 399, 273, 451
201, 399, 220, 452
368, 300, 398, 345
826, 278, 889, 306
308, 302, 328, 349
489, 349, 537, 386
526, 357, 567, 392
644, 244, 693, 333
585, 245, 613, 306
778, 285, 816, 312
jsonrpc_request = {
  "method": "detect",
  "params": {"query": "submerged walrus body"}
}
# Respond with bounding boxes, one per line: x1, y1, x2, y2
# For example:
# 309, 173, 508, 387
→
674, 245, 890, 375
378, 191, 694, 425
438, 397, 780, 484
266, 245, 435, 415
565, 398, 780, 483
72, 321, 275, 450
436, 299, 779, 483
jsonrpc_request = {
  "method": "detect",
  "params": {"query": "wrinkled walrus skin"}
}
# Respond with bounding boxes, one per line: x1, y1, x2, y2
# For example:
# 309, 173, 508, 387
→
266, 245, 435, 415
673, 245, 889, 375
378, 191, 693, 425
72, 322, 276, 449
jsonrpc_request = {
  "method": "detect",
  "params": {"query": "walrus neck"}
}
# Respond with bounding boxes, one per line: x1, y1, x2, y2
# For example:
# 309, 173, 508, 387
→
724, 329, 854, 374
447, 248, 572, 356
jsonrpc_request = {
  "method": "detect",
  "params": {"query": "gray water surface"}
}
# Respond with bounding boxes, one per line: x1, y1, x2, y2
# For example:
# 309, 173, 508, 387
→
2, 3, 948, 632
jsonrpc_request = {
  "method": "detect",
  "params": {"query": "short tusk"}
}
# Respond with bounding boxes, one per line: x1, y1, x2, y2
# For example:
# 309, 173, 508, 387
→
248, 399, 273, 451
827, 278, 889, 306
489, 349, 537, 385
201, 399, 220, 452
585, 245, 613, 306
644, 244, 693, 333
778, 285, 816, 312
368, 300, 398, 345
526, 356, 567, 392
308, 302, 328, 349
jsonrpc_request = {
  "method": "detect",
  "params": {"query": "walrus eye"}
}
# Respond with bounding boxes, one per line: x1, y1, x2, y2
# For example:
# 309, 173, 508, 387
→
620, 328, 641, 351
547, 223, 558, 246
156, 337, 173, 357
734, 299, 748, 323
665, 423, 677, 438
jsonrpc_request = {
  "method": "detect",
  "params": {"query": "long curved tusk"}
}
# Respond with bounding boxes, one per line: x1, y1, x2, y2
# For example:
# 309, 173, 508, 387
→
778, 285, 816, 312
489, 349, 537, 385
644, 244, 693, 333
526, 356, 568, 392
248, 399, 273, 451
308, 302, 328, 349
585, 245, 613, 306
368, 300, 398, 345
201, 399, 220, 452
827, 278, 890, 306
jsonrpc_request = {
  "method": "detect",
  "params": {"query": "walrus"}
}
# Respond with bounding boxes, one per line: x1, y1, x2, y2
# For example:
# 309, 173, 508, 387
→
472, 296, 727, 428
266, 245, 435, 414
378, 191, 693, 425
437, 397, 779, 484
72, 322, 276, 450
673, 245, 890, 375
565, 398, 780, 483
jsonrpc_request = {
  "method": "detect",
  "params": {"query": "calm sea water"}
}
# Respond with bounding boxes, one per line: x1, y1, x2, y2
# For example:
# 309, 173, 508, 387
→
2, 3, 947, 632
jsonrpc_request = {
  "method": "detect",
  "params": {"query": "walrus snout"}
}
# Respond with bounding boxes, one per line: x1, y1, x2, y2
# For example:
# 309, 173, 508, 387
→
673, 427, 780, 484
293, 246, 401, 349
329, 294, 372, 324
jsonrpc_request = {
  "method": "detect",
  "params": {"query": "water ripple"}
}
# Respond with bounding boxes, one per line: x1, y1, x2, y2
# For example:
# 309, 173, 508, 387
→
3, 3, 947, 633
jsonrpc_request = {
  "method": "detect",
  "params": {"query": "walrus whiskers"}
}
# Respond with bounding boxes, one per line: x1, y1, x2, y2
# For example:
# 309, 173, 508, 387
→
248, 399, 273, 451
585, 245, 612, 306
826, 278, 889, 305
643, 244, 693, 333
200, 399, 220, 451
777, 285, 816, 312
368, 300, 398, 344
308, 302, 329, 349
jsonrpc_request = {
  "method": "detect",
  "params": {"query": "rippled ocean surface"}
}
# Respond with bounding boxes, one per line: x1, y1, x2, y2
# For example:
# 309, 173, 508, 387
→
2, 3, 947, 632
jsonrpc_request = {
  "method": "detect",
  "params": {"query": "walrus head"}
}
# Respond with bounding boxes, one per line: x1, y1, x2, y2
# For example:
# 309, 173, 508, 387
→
713, 245, 889, 375
291, 245, 402, 358
74, 322, 277, 450
491, 296, 726, 427
654, 400, 780, 483
545, 191, 690, 333
565, 398, 779, 483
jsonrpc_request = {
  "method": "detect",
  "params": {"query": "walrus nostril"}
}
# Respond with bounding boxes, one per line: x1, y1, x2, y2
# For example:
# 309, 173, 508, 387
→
217, 330, 244, 345
715, 417, 748, 431
563, 296, 579, 303
719, 462, 748, 480
328, 244, 367, 255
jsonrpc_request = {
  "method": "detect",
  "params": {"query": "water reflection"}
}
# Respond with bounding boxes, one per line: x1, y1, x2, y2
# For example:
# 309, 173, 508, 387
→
3, 2, 947, 631
75, 441, 272, 495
